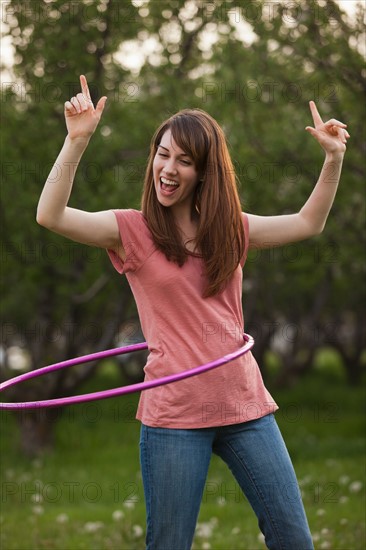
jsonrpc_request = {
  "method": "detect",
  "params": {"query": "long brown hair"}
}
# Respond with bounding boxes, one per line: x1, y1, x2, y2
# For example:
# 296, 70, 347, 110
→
141, 109, 245, 297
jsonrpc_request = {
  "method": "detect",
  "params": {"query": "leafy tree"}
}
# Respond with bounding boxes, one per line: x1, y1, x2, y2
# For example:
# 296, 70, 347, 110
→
1, 0, 146, 454
1, 0, 364, 454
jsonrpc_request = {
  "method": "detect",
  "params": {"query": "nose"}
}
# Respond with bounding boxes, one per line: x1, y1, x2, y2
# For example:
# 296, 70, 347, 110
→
163, 158, 177, 176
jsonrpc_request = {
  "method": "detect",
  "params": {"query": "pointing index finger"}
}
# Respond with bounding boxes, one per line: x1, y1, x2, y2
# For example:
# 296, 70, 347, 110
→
80, 74, 92, 102
309, 100, 323, 127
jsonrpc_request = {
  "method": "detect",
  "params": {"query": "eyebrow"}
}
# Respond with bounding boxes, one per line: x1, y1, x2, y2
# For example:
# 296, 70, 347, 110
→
158, 144, 189, 157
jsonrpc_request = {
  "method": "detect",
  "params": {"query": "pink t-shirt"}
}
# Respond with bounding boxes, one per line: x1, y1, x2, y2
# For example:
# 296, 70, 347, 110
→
107, 209, 278, 428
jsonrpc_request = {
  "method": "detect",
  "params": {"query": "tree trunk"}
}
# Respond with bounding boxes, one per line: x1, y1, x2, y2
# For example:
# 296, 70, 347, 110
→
340, 352, 363, 386
16, 408, 63, 457
323, 313, 365, 386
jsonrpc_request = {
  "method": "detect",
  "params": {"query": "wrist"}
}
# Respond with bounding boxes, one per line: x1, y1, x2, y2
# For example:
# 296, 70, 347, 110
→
325, 151, 344, 163
65, 134, 91, 149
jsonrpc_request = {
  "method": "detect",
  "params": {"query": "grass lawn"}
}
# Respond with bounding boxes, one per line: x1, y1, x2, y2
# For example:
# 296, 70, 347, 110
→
0, 362, 365, 550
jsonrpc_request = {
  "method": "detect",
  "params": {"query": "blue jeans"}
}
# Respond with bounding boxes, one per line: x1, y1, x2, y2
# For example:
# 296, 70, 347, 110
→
139, 414, 314, 550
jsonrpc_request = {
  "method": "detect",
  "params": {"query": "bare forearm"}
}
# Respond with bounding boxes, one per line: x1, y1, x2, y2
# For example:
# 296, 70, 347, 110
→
36, 135, 90, 227
35, 77, 118, 249
299, 151, 344, 234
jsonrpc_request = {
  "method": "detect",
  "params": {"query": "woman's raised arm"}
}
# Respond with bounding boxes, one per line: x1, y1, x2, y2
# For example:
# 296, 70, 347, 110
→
36, 75, 122, 253
247, 101, 350, 249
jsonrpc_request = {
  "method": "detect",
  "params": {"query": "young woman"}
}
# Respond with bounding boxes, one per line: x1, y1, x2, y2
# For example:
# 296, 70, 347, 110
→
37, 75, 349, 550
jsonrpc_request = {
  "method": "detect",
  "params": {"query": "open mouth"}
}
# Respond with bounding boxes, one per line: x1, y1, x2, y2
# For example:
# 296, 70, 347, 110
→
160, 176, 180, 195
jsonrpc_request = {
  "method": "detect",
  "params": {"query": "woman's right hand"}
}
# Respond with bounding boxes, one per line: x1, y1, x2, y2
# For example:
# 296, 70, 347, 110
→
64, 75, 107, 140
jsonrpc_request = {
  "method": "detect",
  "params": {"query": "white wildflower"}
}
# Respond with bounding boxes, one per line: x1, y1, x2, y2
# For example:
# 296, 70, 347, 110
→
196, 522, 214, 538
32, 505, 44, 515
123, 500, 135, 509
257, 532, 265, 544
112, 509, 124, 521
196, 518, 218, 539
56, 513, 68, 524
321, 528, 330, 535
84, 521, 104, 533
339, 475, 350, 485
202, 543, 211, 549
320, 541, 331, 549
31, 493, 43, 503
316, 508, 326, 516
312, 532, 320, 543
298, 475, 312, 487
340, 518, 348, 526
216, 496, 226, 507
339, 495, 349, 503
349, 480, 363, 493
231, 526, 240, 535
132, 524, 144, 538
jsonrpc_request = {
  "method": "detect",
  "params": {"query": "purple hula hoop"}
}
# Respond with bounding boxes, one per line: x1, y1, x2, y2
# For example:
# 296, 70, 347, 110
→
0, 334, 254, 410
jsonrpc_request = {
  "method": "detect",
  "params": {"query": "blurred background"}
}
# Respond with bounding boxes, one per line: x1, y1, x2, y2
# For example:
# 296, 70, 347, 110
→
1, 1, 365, 549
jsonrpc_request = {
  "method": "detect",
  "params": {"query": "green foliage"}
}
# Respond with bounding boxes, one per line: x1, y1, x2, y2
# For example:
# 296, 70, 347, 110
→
1, 0, 365, 449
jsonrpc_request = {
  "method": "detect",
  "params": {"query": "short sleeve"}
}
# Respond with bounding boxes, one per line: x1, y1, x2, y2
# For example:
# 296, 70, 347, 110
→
107, 209, 155, 274
240, 212, 250, 268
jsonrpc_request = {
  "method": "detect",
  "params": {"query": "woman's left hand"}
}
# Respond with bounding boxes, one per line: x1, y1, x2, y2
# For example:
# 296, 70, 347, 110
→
305, 100, 350, 155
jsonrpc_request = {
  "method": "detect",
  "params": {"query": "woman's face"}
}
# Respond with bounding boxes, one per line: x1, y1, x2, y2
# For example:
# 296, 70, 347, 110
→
153, 129, 200, 215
